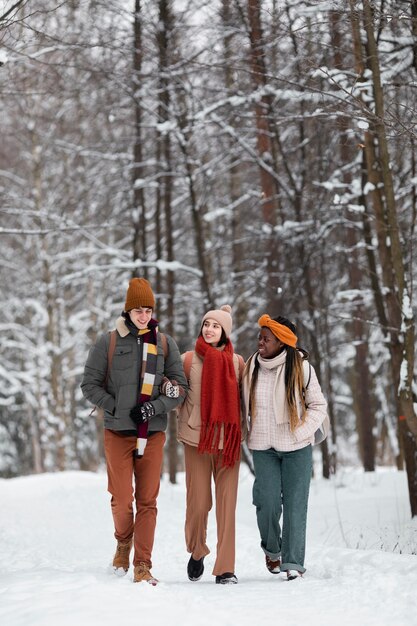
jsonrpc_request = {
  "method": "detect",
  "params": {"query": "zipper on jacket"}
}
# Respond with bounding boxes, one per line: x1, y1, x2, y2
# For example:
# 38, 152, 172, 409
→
136, 336, 143, 400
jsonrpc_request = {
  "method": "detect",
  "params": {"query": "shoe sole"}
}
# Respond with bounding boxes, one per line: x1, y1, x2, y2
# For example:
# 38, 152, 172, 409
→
188, 574, 203, 582
215, 575, 238, 584
112, 566, 128, 576
216, 580, 238, 585
134, 578, 159, 585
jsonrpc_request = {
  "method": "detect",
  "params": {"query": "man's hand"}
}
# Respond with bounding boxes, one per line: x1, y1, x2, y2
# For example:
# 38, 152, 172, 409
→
130, 402, 155, 424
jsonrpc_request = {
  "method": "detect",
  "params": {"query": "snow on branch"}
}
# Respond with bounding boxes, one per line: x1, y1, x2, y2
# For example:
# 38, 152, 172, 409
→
60, 259, 203, 285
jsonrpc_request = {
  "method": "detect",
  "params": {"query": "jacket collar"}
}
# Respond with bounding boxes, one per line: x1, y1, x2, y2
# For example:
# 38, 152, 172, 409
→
116, 316, 130, 338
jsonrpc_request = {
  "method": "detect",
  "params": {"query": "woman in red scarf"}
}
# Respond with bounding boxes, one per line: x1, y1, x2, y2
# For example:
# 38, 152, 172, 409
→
177, 305, 244, 585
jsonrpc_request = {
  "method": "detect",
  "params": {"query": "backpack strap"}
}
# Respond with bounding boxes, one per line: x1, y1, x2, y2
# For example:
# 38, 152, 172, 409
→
303, 360, 312, 389
159, 332, 168, 359
105, 329, 117, 389
90, 329, 117, 418
237, 354, 245, 379
183, 351, 194, 381
301, 359, 312, 405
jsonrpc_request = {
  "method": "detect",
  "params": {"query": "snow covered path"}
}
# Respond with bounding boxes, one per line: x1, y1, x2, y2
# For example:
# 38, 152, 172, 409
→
0, 467, 416, 626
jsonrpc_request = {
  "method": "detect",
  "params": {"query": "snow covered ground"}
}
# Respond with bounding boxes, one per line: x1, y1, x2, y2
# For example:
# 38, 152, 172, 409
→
0, 464, 416, 626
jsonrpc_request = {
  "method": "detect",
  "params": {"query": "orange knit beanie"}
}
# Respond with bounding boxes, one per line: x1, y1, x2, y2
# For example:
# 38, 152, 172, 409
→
124, 278, 155, 311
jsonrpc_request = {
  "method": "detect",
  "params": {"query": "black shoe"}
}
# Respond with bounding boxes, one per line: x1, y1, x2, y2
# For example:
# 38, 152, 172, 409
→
187, 555, 205, 581
215, 572, 238, 584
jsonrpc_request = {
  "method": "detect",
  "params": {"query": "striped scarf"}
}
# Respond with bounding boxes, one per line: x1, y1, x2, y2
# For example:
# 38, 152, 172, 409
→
135, 319, 159, 458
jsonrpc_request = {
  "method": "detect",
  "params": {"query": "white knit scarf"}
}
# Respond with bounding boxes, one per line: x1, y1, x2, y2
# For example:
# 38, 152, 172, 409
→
258, 351, 290, 426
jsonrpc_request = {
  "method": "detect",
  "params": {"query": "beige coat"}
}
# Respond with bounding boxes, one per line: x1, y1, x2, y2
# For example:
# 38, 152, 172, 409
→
177, 350, 244, 447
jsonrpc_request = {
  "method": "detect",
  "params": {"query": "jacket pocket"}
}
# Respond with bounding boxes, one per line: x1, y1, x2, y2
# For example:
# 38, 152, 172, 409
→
112, 345, 134, 370
188, 404, 201, 430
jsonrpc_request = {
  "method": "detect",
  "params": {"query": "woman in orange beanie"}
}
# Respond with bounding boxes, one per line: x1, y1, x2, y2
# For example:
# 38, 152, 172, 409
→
242, 315, 328, 581
174, 305, 244, 584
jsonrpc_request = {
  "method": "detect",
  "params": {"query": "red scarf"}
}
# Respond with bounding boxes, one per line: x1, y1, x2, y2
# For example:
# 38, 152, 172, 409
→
195, 335, 241, 467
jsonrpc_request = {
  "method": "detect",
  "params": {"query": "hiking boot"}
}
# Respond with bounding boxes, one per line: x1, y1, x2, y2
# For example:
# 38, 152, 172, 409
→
187, 555, 205, 581
265, 555, 281, 574
287, 569, 303, 580
112, 538, 132, 573
133, 562, 158, 585
215, 572, 238, 584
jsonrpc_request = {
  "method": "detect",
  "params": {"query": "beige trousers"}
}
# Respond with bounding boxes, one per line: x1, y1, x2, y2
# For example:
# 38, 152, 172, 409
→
184, 443, 240, 576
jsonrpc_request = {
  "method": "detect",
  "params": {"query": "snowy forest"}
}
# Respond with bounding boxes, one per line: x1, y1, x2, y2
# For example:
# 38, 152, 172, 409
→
1, 1, 417, 514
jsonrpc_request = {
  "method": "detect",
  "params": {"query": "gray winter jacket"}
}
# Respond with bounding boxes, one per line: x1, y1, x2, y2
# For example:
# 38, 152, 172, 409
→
81, 316, 188, 432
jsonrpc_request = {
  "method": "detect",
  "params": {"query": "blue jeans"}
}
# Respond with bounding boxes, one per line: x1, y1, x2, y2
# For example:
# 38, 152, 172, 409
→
252, 445, 312, 573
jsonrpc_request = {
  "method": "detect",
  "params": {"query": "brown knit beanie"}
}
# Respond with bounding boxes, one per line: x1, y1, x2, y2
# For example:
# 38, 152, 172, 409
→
202, 304, 233, 338
124, 278, 155, 311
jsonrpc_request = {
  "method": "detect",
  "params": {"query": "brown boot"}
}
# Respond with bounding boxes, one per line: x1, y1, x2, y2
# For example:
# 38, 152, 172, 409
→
112, 538, 132, 573
265, 555, 281, 574
133, 562, 158, 585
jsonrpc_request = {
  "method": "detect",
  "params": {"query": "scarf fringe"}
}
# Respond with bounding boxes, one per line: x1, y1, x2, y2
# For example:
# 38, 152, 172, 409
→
198, 422, 241, 467
222, 423, 241, 467
198, 423, 221, 456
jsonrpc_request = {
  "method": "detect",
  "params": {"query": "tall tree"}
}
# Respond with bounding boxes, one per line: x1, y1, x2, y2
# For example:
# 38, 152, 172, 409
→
132, 0, 148, 277
246, 0, 281, 311
364, 0, 417, 514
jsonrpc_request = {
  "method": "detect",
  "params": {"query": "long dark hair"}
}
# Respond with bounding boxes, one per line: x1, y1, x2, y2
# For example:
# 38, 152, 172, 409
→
247, 316, 309, 431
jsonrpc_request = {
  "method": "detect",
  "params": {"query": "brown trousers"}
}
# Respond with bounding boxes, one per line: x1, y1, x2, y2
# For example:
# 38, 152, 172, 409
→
104, 429, 165, 568
184, 443, 240, 576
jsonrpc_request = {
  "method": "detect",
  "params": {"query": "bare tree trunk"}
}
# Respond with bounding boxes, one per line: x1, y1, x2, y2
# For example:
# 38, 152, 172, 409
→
132, 0, 147, 277
28, 403, 44, 473
221, 0, 249, 341
350, 2, 404, 468
247, 0, 280, 310
177, 128, 213, 307
411, 0, 417, 73
363, 0, 416, 429
331, 9, 375, 472
31, 127, 67, 471
359, 155, 403, 469
157, 0, 178, 483
323, 310, 336, 475
359, 0, 417, 515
